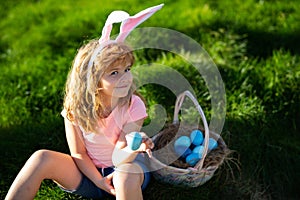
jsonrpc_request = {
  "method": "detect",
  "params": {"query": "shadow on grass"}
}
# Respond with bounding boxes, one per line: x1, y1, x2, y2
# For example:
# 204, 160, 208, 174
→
183, 19, 300, 59
0, 118, 68, 199
143, 113, 299, 200
1, 112, 299, 199
241, 27, 300, 58
216, 21, 300, 58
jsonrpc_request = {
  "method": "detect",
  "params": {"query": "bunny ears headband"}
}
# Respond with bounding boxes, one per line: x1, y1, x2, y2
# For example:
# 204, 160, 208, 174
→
87, 4, 164, 69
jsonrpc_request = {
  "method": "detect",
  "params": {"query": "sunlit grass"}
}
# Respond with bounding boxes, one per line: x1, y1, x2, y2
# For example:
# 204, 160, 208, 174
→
1, 0, 299, 199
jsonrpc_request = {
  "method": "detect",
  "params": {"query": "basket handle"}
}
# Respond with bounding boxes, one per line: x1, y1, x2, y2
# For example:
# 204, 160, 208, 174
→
173, 90, 209, 170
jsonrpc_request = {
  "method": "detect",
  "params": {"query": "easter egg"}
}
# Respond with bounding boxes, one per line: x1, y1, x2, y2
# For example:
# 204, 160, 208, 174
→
174, 146, 190, 157
190, 130, 203, 146
182, 148, 192, 157
174, 136, 191, 149
192, 145, 204, 159
174, 136, 191, 157
186, 153, 200, 167
208, 138, 218, 150
126, 132, 142, 150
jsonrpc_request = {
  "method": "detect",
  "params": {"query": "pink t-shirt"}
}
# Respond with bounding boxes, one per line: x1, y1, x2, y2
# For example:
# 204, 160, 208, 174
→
62, 95, 147, 168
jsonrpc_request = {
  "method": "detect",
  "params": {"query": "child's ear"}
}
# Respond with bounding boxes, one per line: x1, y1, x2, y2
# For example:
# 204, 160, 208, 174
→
96, 82, 103, 92
96, 87, 103, 93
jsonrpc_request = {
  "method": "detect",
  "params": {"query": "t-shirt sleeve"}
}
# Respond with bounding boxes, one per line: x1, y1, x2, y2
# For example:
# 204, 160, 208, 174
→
61, 109, 67, 119
127, 95, 148, 123
61, 109, 78, 126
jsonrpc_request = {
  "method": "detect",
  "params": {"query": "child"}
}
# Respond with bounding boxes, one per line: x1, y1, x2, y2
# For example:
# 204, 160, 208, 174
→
5, 4, 163, 200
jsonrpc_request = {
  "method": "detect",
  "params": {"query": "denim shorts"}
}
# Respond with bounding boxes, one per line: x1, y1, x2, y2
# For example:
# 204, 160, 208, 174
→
60, 154, 151, 199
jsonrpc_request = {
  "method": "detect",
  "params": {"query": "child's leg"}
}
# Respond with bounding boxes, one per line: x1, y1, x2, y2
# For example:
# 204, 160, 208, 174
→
113, 163, 144, 200
5, 149, 82, 200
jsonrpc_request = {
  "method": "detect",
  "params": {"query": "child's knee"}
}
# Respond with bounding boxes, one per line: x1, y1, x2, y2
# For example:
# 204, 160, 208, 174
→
30, 149, 49, 160
113, 163, 143, 188
29, 149, 57, 168
115, 163, 143, 174
31, 150, 51, 161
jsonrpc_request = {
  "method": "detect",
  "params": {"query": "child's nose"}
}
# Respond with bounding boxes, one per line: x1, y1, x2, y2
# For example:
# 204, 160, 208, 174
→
120, 72, 132, 82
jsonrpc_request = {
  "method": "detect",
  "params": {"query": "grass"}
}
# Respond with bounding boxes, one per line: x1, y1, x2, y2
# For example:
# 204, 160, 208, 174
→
1, 0, 300, 199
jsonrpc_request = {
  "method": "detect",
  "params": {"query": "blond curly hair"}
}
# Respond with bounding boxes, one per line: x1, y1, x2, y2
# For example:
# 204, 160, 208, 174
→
63, 40, 135, 133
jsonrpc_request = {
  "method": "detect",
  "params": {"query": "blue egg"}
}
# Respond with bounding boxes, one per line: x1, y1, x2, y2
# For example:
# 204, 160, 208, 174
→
127, 132, 142, 150
174, 145, 189, 157
186, 153, 200, 167
174, 136, 191, 148
208, 138, 218, 150
174, 136, 191, 157
192, 145, 204, 159
182, 148, 192, 158
190, 130, 203, 146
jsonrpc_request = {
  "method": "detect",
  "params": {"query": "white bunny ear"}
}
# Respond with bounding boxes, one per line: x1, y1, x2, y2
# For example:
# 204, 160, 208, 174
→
116, 4, 164, 42
99, 11, 130, 43
87, 4, 163, 81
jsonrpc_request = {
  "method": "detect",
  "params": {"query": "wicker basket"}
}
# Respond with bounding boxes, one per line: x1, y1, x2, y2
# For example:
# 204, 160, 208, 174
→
148, 91, 229, 187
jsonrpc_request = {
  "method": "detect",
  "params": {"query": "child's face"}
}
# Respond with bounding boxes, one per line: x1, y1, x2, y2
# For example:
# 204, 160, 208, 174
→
99, 60, 133, 100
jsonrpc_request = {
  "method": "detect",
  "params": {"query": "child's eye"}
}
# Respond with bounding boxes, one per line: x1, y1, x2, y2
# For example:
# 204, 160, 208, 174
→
110, 71, 118, 76
125, 67, 131, 72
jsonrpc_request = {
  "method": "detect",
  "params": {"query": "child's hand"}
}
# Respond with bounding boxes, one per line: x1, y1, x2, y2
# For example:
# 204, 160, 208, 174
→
136, 132, 154, 158
98, 173, 116, 196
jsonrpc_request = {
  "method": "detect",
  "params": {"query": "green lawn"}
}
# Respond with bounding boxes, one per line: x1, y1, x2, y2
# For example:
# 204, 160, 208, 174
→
1, 0, 299, 199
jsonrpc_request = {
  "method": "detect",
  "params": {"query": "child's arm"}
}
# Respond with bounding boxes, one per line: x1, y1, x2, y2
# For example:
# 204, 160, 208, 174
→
112, 119, 154, 167
64, 119, 115, 195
